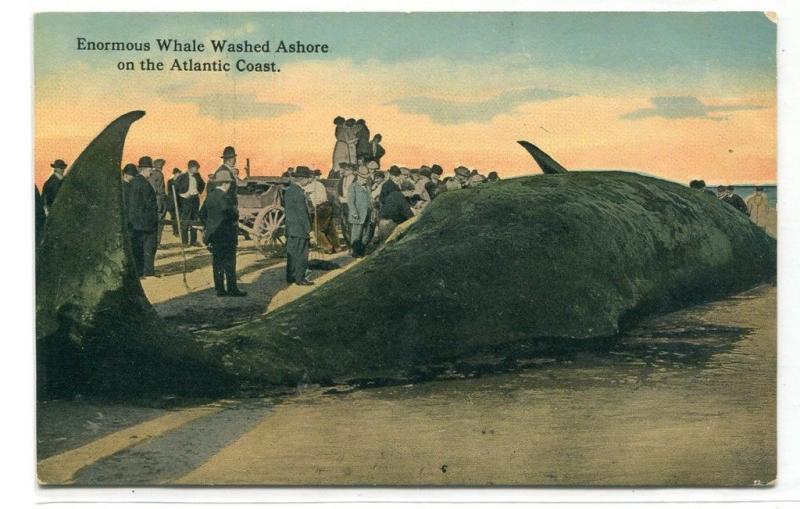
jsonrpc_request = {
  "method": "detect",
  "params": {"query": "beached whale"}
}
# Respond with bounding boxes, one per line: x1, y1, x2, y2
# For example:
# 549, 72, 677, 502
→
36, 111, 776, 395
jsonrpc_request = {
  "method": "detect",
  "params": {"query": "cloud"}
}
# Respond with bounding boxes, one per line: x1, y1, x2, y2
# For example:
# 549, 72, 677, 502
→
171, 93, 301, 121
621, 96, 765, 121
386, 87, 576, 124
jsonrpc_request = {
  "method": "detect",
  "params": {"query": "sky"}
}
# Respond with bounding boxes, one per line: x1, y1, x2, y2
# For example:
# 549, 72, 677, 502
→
34, 12, 777, 186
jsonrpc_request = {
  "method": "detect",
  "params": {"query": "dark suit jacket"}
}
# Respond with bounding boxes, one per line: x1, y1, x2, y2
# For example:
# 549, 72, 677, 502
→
372, 141, 385, 163
723, 194, 749, 215
284, 183, 311, 237
127, 174, 159, 232
208, 165, 238, 205
379, 179, 400, 206
199, 188, 238, 246
42, 174, 63, 209
174, 172, 206, 196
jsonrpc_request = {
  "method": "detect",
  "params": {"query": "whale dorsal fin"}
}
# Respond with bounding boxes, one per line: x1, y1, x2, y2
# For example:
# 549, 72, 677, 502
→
517, 140, 569, 174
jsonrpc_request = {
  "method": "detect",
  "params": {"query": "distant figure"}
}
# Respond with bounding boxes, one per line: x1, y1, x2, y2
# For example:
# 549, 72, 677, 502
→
355, 119, 372, 163
723, 185, 749, 215
42, 159, 68, 214
347, 166, 372, 258
150, 158, 168, 246
487, 171, 500, 183
453, 166, 471, 188
337, 163, 356, 246
372, 179, 415, 246
166, 167, 182, 236
689, 179, 715, 197
746, 186, 770, 228
284, 166, 315, 286
370, 133, 385, 167
380, 166, 403, 205
332, 116, 349, 172
199, 170, 246, 297
344, 118, 358, 164
175, 160, 206, 246
303, 169, 339, 254
211, 146, 239, 206
35, 186, 46, 247
430, 165, 444, 198
128, 160, 159, 278
414, 168, 432, 204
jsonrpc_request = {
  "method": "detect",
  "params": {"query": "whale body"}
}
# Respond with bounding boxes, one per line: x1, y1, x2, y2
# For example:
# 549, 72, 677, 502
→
35, 111, 777, 394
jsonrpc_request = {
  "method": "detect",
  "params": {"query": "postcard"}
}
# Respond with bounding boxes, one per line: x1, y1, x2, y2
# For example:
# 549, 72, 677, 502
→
34, 11, 777, 486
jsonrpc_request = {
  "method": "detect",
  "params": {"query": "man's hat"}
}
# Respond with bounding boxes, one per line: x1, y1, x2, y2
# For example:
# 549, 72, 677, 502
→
716, 185, 726, 191
122, 163, 138, 176
313, 169, 322, 176
356, 165, 370, 178
455, 166, 470, 177
293, 166, 314, 178
420, 168, 432, 177
50, 159, 67, 169
373, 170, 385, 179
172, 168, 181, 175
431, 164, 443, 175
153, 158, 166, 168
388, 166, 401, 177
187, 160, 200, 169
488, 171, 499, 181
366, 160, 379, 170
215, 171, 234, 183
220, 146, 237, 159
138, 156, 153, 168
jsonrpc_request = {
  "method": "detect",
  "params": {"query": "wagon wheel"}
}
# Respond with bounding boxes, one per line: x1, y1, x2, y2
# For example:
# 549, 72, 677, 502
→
253, 204, 286, 257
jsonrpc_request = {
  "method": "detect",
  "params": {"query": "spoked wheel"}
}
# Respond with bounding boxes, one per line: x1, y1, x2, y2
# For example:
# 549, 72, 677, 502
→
253, 205, 286, 257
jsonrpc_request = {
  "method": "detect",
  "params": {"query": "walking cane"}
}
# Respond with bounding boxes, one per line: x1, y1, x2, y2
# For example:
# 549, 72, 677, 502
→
171, 185, 191, 292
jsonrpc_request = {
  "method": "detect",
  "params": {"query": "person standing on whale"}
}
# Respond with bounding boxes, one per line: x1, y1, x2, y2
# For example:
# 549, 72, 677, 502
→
331, 116, 349, 173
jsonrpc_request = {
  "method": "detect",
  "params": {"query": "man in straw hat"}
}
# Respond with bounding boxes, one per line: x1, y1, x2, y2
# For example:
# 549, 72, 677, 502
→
284, 166, 315, 286
347, 165, 373, 258
42, 159, 68, 214
199, 170, 246, 297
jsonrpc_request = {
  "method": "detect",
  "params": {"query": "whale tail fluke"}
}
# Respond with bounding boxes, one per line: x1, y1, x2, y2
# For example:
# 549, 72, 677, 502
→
517, 140, 569, 174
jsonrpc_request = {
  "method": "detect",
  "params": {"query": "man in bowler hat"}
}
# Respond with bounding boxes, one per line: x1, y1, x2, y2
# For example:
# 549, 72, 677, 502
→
128, 159, 159, 277
284, 166, 315, 286
210, 146, 239, 206
42, 159, 68, 214
199, 171, 246, 297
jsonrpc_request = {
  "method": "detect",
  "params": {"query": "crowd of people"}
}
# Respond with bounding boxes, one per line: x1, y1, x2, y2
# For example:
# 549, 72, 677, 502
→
689, 179, 771, 229
35, 123, 773, 297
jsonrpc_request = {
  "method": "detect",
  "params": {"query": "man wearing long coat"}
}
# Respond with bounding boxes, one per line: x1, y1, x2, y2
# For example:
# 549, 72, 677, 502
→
127, 165, 159, 277
284, 166, 314, 286
199, 171, 245, 297
42, 159, 67, 214
347, 166, 372, 257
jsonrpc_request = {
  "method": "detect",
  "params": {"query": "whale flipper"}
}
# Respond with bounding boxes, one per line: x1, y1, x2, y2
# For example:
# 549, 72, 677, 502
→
517, 140, 569, 174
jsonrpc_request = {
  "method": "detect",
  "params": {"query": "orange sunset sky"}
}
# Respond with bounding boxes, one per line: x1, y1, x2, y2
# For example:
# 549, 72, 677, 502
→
34, 12, 777, 187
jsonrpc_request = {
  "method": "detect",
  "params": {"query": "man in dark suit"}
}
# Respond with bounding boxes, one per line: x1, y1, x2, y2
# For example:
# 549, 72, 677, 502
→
42, 159, 67, 214
174, 160, 206, 246
199, 171, 246, 297
284, 166, 314, 286
126, 162, 159, 277
209, 146, 239, 206
380, 166, 402, 205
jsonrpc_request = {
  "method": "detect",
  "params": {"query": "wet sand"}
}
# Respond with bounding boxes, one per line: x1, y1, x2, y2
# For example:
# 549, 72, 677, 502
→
176, 285, 775, 486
